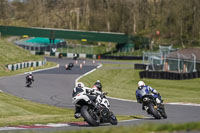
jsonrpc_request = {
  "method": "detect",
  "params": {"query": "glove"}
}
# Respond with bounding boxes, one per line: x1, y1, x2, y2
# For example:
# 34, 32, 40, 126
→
103, 92, 108, 95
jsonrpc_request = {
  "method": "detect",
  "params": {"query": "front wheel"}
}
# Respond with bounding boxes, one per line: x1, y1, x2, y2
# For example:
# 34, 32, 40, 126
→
26, 81, 32, 87
109, 112, 118, 125
81, 105, 100, 126
160, 108, 167, 119
148, 103, 161, 119
159, 104, 167, 119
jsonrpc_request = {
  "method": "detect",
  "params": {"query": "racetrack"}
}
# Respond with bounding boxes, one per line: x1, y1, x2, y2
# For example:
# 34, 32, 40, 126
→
0, 57, 200, 132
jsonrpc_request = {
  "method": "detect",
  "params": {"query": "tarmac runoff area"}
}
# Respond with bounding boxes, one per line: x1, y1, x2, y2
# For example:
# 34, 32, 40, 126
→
0, 57, 200, 132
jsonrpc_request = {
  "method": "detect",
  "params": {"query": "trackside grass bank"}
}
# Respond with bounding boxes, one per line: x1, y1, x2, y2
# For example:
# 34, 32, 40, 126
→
0, 39, 58, 77
0, 92, 76, 127
53, 122, 200, 133
0, 92, 136, 127
0, 39, 42, 65
79, 63, 200, 104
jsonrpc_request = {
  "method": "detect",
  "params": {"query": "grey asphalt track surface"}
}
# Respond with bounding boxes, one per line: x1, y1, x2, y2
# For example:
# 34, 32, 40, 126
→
0, 57, 200, 133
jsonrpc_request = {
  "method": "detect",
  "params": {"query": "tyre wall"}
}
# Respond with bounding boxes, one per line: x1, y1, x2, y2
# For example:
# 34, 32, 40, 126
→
139, 71, 200, 80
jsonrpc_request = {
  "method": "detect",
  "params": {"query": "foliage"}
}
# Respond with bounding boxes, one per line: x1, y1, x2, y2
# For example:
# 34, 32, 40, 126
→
0, 0, 200, 47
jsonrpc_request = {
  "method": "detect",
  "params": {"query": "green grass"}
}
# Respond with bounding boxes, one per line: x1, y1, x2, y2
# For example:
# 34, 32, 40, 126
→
79, 63, 200, 104
0, 92, 77, 127
0, 38, 58, 77
0, 38, 48, 76
0, 92, 137, 127
0, 39, 42, 65
52, 122, 200, 133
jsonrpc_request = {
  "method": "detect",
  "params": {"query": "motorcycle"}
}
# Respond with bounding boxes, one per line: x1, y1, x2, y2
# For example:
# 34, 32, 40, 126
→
26, 76, 34, 87
142, 94, 167, 119
72, 89, 118, 126
66, 63, 74, 70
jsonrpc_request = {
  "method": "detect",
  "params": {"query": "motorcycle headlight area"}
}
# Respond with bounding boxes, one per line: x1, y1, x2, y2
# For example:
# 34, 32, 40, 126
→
143, 97, 149, 102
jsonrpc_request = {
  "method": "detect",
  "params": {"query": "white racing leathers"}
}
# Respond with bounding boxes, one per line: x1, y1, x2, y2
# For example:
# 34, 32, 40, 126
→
72, 86, 102, 113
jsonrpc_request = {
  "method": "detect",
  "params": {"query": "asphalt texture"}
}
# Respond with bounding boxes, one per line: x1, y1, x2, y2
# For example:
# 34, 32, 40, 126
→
0, 57, 200, 133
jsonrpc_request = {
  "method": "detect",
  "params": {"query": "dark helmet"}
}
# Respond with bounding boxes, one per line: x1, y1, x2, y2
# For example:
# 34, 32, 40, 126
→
75, 82, 84, 88
94, 80, 102, 92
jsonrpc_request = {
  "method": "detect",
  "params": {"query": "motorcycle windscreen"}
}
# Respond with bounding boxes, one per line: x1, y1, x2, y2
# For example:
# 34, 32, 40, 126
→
72, 87, 84, 97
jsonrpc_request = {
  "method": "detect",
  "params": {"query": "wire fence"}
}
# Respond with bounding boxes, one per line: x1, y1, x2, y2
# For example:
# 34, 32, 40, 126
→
143, 45, 200, 73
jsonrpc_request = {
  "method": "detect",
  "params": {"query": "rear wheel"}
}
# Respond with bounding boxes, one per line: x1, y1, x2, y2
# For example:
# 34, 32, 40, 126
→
148, 103, 161, 119
81, 105, 100, 126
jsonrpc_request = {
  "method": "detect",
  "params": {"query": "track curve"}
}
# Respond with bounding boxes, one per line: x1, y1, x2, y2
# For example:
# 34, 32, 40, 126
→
0, 57, 200, 132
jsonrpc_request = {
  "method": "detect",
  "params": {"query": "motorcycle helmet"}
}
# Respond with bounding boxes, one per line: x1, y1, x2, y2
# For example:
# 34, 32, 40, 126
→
76, 82, 84, 88
96, 80, 100, 83
94, 80, 102, 92
138, 81, 145, 90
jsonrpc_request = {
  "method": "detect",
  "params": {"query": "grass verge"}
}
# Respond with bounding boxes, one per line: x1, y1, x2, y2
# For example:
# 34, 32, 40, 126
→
0, 38, 54, 77
0, 38, 58, 77
53, 121, 200, 133
0, 39, 42, 65
0, 92, 75, 127
0, 92, 136, 127
79, 63, 200, 104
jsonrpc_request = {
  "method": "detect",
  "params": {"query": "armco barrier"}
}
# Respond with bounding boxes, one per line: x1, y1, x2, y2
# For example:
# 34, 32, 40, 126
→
139, 71, 200, 80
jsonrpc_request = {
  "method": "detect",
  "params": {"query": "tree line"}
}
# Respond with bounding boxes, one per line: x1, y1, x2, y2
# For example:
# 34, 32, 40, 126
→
0, 0, 200, 47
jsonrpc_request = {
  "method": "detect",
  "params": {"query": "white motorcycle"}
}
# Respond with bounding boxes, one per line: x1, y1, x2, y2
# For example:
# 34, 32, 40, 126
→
72, 89, 118, 126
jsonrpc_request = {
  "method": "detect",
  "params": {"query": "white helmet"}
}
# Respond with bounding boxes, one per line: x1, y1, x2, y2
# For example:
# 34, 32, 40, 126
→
96, 80, 100, 83
29, 72, 32, 75
76, 82, 84, 88
138, 81, 145, 89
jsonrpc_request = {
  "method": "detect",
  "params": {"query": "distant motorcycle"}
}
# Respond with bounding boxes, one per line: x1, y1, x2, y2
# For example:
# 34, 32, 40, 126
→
65, 63, 74, 70
26, 75, 34, 87
142, 94, 167, 119
72, 90, 118, 126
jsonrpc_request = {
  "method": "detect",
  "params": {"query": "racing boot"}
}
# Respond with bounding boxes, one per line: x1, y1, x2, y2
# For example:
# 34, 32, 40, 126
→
74, 113, 81, 119
74, 107, 81, 119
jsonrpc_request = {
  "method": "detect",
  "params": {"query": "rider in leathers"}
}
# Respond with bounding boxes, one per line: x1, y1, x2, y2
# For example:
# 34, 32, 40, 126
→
92, 80, 102, 92
26, 72, 34, 84
135, 81, 162, 110
73, 82, 102, 119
